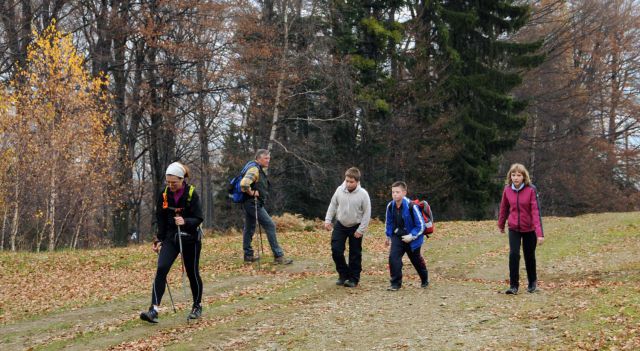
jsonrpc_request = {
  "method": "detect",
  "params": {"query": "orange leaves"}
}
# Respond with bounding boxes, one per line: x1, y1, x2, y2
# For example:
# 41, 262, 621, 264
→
0, 22, 117, 250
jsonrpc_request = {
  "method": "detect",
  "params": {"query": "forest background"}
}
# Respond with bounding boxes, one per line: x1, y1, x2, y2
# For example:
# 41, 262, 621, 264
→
0, 0, 638, 251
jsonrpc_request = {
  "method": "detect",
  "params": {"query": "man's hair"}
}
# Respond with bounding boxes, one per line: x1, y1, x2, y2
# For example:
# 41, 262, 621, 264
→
255, 149, 270, 160
344, 167, 361, 182
391, 181, 407, 191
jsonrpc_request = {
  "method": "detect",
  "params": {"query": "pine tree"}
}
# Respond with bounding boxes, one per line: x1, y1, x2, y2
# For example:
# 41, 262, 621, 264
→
432, 0, 544, 218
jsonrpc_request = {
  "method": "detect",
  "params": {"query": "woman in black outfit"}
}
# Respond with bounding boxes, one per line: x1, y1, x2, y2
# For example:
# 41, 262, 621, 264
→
140, 162, 204, 323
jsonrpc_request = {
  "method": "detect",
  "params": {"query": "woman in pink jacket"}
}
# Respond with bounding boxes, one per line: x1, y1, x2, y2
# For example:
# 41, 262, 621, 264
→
498, 163, 544, 294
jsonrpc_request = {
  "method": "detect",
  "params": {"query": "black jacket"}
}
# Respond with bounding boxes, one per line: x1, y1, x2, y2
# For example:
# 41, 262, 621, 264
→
156, 183, 204, 242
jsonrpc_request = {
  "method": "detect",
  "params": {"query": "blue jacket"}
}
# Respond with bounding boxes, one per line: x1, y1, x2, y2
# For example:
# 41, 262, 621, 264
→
385, 197, 426, 250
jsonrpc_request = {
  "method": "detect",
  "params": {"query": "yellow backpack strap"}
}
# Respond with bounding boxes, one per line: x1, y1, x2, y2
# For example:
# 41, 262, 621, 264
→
187, 185, 195, 205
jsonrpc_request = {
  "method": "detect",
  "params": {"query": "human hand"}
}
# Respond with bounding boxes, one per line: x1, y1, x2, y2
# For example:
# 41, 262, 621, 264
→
354, 231, 363, 239
537, 237, 544, 246
152, 240, 162, 253
174, 216, 185, 226
401, 234, 414, 243
324, 222, 333, 231
385, 237, 390, 247
251, 190, 260, 198
499, 226, 505, 234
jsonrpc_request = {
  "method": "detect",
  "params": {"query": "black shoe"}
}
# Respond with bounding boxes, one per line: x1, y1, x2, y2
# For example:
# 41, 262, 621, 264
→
343, 280, 358, 288
244, 255, 260, 263
505, 287, 518, 295
421, 281, 430, 288
387, 285, 400, 291
274, 256, 293, 265
527, 281, 537, 293
336, 277, 346, 286
140, 306, 158, 323
188, 304, 202, 320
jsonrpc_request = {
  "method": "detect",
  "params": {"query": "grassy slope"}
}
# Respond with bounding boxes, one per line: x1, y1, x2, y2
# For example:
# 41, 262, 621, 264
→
0, 212, 638, 350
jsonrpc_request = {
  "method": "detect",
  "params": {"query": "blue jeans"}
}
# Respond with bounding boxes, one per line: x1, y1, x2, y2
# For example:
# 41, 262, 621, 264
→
242, 200, 284, 258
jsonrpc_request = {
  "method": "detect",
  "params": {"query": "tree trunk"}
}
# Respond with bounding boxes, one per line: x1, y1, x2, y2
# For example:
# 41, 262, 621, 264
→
196, 61, 214, 227
48, 173, 57, 251
10, 184, 20, 251
268, 0, 289, 151
0, 204, 6, 251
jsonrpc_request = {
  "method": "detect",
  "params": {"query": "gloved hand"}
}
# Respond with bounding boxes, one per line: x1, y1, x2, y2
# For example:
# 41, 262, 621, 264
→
401, 234, 415, 243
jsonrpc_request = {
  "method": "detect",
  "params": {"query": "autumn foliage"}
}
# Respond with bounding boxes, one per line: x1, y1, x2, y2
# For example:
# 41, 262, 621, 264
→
0, 22, 117, 251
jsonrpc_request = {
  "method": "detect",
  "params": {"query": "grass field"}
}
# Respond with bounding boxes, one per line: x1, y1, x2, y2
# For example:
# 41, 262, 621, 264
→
1, 212, 639, 350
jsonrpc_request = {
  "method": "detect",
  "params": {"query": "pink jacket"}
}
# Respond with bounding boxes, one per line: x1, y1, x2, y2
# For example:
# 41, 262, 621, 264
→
498, 184, 544, 238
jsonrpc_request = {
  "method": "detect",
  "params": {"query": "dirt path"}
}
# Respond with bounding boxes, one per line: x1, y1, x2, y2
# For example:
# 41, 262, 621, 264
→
1, 213, 638, 350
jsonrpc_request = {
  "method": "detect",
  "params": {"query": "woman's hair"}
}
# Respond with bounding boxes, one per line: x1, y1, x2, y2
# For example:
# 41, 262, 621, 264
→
391, 181, 407, 191
344, 167, 361, 182
181, 163, 190, 178
505, 163, 531, 185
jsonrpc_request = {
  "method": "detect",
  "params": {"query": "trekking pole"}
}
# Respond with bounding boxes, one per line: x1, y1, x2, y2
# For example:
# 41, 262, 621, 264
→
165, 279, 177, 313
176, 223, 190, 323
254, 199, 263, 271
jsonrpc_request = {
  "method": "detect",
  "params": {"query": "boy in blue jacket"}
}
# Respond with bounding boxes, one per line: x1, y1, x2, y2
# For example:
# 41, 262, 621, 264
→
385, 181, 429, 291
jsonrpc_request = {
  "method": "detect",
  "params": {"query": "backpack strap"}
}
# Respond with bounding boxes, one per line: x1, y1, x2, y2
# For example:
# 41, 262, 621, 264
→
163, 185, 195, 208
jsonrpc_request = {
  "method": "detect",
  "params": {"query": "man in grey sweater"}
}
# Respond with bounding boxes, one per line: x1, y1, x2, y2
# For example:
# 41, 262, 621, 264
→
324, 167, 372, 287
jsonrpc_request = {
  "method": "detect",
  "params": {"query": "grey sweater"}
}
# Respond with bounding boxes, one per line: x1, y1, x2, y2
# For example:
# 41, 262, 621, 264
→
324, 182, 372, 234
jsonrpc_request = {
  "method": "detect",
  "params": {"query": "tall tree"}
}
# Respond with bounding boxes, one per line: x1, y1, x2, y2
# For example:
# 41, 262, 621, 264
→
432, 0, 544, 218
0, 22, 116, 250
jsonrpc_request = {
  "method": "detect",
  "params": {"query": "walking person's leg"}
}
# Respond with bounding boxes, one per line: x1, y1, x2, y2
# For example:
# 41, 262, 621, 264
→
182, 240, 203, 318
388, 235, 405, 290
152, 239, 180, 306
331, 222, 349, 284
522, 231, 538, 292
141, 239, 179, 323
256, 205, 292, 264
346, 226, 363, 285
407, 246, 429, 287
242, 201, 257, 261
507, 230, 523, 293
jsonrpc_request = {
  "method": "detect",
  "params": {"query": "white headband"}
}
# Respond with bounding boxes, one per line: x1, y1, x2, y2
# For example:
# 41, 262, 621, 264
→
165, 162, 185, 178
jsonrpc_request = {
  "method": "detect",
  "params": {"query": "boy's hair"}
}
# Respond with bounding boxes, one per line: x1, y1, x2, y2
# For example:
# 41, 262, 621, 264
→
344, 167, 361, 182
255, 149, 270, 160
505, 163, 531, 185
391, 181, 407, 191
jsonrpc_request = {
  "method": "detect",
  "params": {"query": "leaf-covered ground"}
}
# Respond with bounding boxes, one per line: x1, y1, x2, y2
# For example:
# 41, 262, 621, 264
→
1, 212, 639, 350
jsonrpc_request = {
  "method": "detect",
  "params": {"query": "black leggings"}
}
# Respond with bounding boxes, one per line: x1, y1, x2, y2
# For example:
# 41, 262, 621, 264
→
151, 236, 202, 307
508, 230, 537, 288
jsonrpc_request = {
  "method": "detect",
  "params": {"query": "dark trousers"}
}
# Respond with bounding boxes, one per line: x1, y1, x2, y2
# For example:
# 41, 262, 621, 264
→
389, 235, 428, 287
242, 200, 284, 258
508, 229, 538, 288
152, 236, 203, 307
331, 221, 363, 283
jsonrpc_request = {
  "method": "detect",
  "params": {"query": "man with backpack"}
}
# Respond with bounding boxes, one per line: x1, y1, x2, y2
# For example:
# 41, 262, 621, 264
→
324, 167, 371, 288
384, 181, 429, 291
235, 149, 292, 265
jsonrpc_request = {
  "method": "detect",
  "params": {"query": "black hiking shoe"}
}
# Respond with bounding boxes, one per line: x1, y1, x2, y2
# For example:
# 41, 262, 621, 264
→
244, 255, 260, 263
527, 281, 537, 293
188, 304, 202, 320
336, 277, 347, 286
505, 287, 519, 295
274, 256, 293, 265
140, 306, 158, 323
421, 281, 430, 288
343, 280, 358, 288
387, 285, 400, 291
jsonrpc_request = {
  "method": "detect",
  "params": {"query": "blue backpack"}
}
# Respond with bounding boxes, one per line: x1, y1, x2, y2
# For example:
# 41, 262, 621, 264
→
228, 161, 258, 203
